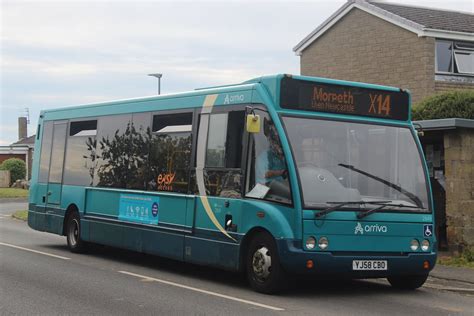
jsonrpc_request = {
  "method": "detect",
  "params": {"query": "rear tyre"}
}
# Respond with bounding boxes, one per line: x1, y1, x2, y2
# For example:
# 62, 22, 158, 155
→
246, 232, 287, 294
66, 212, 86, 253
387, 274, 428, 289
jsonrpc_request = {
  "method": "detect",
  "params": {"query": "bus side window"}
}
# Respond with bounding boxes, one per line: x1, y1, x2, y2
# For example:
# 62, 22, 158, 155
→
204, 111, 245, 198
93, 114, 132, 188
38, 121, 53, 183
246, 114, 292, 205
73, 112, 153, 190
149, 112, 193, 193
63, 120, 98, 186
129, 112, 152, 190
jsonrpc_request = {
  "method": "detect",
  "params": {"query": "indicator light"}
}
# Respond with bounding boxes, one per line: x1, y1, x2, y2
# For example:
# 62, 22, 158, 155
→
423, 261, 430, 270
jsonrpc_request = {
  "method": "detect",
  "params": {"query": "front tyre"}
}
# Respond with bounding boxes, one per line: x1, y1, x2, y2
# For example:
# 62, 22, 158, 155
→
246, 232, 287, 294
66, 212, 87, 253
387, 274, 428, 289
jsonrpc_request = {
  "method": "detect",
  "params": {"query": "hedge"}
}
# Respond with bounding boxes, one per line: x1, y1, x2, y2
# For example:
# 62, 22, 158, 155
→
0, 158, 26, 185
412, 90, 474, 121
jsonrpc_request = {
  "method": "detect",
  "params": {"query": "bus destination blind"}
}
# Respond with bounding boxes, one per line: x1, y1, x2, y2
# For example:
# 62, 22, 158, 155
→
280, 78, 409, 121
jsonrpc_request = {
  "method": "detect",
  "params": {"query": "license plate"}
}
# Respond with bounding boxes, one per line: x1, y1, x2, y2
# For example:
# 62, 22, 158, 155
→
352, 260, 387, 271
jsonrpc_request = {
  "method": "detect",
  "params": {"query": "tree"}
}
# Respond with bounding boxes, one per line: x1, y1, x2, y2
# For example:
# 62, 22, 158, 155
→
0, 158, 26, 184
412, 90, 474, 121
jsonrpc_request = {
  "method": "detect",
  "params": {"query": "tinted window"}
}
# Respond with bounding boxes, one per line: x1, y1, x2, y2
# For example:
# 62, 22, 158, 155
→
128, 112, 152, 190
203, 111, 245, 197
93, 114, 132, 187
48, 123, 67, 183
153, 113, 192, 132
149, 112, 193, 193
206, 113, 227, 167
70, 120, 97, 136
38, 121, 53, 183
63, 120, 98, 186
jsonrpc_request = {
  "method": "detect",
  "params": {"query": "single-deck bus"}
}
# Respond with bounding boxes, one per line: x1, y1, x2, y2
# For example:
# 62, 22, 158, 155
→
28, 74, 436, 293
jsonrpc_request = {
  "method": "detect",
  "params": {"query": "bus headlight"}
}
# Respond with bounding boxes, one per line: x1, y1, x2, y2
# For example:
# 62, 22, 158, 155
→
318, 237, 329, 250
410, 239, 419, 251
421, 239, 430, 251
306, 236, 316, 250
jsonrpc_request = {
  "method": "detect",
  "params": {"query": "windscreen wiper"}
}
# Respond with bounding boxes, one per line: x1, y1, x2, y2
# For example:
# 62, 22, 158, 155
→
338, 163, 424, 209
356, 203, 427, 219
315, 200, 391, 219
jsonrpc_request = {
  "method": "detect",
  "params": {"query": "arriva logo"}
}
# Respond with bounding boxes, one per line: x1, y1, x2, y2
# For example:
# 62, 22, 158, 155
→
354, 222, 388, 234
224, 94, 245, 104
354, 222, 364, 235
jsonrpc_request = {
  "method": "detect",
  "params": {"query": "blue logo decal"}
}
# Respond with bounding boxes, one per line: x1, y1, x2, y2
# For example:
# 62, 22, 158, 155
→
152, 202, 159, 217
423, 224, 433, 237
118, 194, 160, 225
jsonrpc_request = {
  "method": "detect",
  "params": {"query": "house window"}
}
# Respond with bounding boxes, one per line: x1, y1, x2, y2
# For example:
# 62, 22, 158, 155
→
436, 40, 474, 75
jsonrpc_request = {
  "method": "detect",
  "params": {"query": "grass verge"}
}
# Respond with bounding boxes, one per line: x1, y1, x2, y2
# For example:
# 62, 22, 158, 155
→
438, 249, 474, 269
0, 188, 29, 198
12, 210, 28, 221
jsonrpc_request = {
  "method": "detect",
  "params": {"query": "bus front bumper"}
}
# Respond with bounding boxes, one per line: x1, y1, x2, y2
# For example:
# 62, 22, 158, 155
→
277, 239, 436, 278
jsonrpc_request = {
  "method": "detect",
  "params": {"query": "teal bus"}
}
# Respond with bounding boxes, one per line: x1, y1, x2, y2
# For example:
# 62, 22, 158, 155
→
28, 74, 436, 293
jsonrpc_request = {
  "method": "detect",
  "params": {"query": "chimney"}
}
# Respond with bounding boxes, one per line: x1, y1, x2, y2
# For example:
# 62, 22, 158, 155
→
18, 117, 27, 140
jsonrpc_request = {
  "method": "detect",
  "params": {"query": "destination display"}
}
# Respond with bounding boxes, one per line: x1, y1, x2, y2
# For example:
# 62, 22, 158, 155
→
280, 77, 409, 121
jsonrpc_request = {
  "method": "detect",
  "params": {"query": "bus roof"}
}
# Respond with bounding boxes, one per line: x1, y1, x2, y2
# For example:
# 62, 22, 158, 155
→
40, 74, 411, 122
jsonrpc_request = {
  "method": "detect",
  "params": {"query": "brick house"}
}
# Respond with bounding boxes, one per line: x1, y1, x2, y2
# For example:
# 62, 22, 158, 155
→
294, 0, 474, 104
293, 1, 474, 251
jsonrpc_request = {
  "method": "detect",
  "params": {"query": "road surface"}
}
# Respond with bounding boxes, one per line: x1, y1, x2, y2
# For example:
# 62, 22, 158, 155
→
0, 204, 473, 315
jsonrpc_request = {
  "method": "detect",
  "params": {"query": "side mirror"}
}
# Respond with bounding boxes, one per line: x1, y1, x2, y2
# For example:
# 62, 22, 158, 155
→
246, 113, 260, 133
413, 123, 424, 137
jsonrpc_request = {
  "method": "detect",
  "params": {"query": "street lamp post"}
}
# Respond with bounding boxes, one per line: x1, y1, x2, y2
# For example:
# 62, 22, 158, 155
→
148, 73, 163, 95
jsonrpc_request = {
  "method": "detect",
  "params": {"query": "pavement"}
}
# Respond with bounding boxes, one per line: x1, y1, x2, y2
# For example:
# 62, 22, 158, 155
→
426, 265, 474, 294
0, 198, 28, 214
1, 199, 473, 315
431, 265, 474, 285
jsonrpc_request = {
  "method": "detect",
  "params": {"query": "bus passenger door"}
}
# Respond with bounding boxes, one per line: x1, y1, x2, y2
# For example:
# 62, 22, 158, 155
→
186, 109, 246, 269
44, 121, 67, 233
35, 121, 54, 231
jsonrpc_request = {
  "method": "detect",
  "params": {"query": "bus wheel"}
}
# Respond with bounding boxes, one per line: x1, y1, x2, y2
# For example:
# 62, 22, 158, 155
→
387, 274, 428, 289
246, 232, 286, 294
66, 212, 86, 253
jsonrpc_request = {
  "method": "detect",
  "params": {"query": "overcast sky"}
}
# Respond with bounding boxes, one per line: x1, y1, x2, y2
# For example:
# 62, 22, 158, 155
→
1, 0, 472, 145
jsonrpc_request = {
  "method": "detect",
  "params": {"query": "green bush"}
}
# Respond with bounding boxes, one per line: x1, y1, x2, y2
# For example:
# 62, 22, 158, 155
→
412, 90, 474, 121
0, 158, 26, 184
464, 247, 474, 262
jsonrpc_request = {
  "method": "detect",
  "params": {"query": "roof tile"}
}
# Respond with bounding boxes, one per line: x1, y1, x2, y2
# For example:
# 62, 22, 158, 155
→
370, 2, 474, 33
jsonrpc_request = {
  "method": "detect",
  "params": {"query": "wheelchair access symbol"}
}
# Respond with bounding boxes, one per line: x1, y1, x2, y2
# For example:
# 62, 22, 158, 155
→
423, 224, 433, 237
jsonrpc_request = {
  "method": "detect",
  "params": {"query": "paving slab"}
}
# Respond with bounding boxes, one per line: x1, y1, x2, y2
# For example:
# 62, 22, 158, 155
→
431, 264, 474, 285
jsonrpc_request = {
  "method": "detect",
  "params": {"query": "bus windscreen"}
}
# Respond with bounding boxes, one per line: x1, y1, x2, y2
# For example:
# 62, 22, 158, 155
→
280, 77, 409, 121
